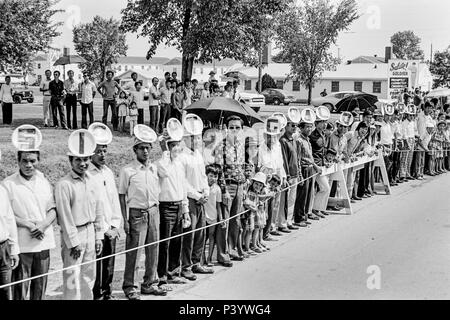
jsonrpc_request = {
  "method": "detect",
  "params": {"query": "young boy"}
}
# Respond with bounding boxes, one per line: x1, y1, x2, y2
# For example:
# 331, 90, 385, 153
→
204, 165, 232, 267
130, 81, 146, 125
128, 101, 138, 136
242, 163, 256, 255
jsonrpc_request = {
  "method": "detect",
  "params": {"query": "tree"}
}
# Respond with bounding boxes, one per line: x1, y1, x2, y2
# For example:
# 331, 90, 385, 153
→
391, 30, 425, 60
73, 16, 128, 81
0, 0, 62, 73
120, 0, 289, 82
275, 0, 359, 104
256, 73, 277, 92
430, 48, 450, 89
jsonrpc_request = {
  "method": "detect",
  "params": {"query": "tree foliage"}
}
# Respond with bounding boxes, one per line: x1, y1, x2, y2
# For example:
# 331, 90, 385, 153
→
73, 16, 128, 81
430, 48, 450, 89
0, 0, 62, 73
275, 0, 359, 103
256, 73, 277, 92
120, 0, 290, 81
391, 30, 425, 60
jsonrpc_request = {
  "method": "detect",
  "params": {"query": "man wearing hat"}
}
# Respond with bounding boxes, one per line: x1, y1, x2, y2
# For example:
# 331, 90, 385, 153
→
0, 148, 20, 300
379, 105, 395, 184
2, 126, 56, 300
156, 121, 192, 286
178, 116, 214, 277
55, 130, 105, 300
119, 125, 165, 300
258, 116, 287, 235
87, 124, 122, 300
278, 109, 302, 231
415, 102, 433, 180
294, 108, 322, 227
390, 109, 403, 184
309, 106, 331, 218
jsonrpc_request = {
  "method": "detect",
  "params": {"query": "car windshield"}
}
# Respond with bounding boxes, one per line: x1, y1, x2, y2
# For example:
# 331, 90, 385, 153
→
277, 90, 290, 96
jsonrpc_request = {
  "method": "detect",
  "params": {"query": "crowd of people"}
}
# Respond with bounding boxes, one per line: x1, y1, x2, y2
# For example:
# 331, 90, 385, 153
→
1, 70, 450, 300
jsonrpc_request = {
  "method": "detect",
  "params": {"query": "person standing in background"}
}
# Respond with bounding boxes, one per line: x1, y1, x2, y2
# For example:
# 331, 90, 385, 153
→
97, 70, 122, 131
49, 71, 68, 130
40, 70, 53, 127
79, 72, 97, 129
0, 75, 14, 125
159, 80, 173, 134
64, 70, 79, 130
148, 77, 160, 131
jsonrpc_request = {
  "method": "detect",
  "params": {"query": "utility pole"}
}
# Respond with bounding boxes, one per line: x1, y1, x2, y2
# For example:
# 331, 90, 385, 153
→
430, 43, 433, 64
258, 48, 262, 93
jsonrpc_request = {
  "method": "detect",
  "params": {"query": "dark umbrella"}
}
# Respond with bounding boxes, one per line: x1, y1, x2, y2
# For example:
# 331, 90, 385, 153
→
184, 97, 263, 127
335, 92, 378, 113
53, 55, 86, 80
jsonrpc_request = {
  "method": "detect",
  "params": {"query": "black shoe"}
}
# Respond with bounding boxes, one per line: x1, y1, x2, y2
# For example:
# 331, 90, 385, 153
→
264, 236, 278, 241
270, 230, 283, 236
353, 196, 362, 201
321, 211, 329, 216
288, 225, 299, 230
192, 265, 214, 274
181, 270, 197, 281
141, 285, 167, 296
218, 261, 233, 267
125, 292, 141, 300
103, 294, 116, 300
230, 255, 244, 261
278, 227, 291, 233
307, 214, 319, 220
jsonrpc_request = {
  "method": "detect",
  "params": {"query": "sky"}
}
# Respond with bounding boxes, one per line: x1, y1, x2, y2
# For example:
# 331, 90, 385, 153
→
51, 0, 450, 61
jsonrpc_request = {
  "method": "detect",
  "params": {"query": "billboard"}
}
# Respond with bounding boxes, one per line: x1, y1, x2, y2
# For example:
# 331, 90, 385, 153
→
387, 59, 420, 101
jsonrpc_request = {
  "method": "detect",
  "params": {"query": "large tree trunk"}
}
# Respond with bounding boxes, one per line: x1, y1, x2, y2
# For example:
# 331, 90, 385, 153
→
307, 83, 312, 105
182, 54, 194, 82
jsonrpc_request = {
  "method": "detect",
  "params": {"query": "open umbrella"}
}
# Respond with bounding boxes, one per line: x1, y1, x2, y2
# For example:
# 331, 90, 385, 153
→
54, 55, 86, 80
223, 71, 249, 80
335, 92, 378, 113
184, 97, 263, 127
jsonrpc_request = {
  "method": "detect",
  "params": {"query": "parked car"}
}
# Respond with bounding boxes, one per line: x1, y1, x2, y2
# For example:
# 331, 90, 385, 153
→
12, 86, 34, 104
238, 92, 265, 112
311, 91, 360, 112
261, 88, 295, 105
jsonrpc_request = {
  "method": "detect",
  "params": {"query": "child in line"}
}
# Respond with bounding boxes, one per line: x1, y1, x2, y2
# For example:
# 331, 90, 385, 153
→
117, 91, 129, 133
242, 163, 256, 256
128, 101, 138, 136
204, 165, 232, 267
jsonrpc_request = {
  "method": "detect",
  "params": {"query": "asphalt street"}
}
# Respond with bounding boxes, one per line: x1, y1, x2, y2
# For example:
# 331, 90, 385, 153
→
137, 173, 450, 300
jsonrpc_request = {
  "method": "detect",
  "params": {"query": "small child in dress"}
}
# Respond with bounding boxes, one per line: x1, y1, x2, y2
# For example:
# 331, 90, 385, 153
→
242, 163, 256, 255
128, 101, 139, 136
117, 91, 129, 132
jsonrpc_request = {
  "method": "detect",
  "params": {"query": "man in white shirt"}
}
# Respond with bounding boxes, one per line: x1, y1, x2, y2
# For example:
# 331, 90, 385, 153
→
55, 131, 104, 300
2, 146, 56, 300
0, 147, 20, 300
379, 109, 394, 184
156, 135, 191, 285
0, 76, 14, 125
40, 70, 53, 127
119, 134, 166, 300
179, 130, 213, 278
148, 77, 160, 131
64, 70, 79, 129
399, 110, 416, 181
415, 102, 433, 180
159, 80, 173, 134
79, 72, 97, 129
131, 81, 147, 125
88, 128, 122, 300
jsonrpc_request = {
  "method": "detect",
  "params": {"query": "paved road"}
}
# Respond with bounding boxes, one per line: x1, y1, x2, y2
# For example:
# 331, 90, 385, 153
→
138, 173, 450, 300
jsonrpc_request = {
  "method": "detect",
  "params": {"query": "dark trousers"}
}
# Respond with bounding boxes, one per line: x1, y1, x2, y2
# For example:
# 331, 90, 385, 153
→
171, 108, 182, 121
12, 250, 50, 300
93, 235, 116, 299
181, 199, 206, 270
122, 207, 160, 294
0, 241, 12, 300
226, 183, 244, 257
149, 105, 159, 131
65, 94, 78, 129
50, 97, 67, 128
102, 100, 118, 130
414, 151, 425, 177
205, 222, 230, 263
263, 198, 273, 239
329, 181, 338, 198
159, 104, 171, 133
1, 102, 12, 124
157, 202, 182, 282
294, 166, 315, 223
392, 151, 401, 181
137, 109, 144, 125
81, 102, 94, 129
357, 163, 371, 197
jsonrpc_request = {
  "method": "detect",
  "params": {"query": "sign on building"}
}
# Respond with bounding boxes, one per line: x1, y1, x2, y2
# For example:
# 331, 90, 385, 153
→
387, 59, 420, 101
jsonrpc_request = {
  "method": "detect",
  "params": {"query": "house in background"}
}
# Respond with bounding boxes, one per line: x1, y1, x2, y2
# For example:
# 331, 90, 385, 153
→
112, 56, 170, 74
114, 69, 165, 89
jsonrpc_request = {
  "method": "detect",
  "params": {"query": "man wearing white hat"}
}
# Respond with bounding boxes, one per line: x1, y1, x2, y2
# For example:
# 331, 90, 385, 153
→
0, 148, 20, 300
399, 105, 416, 182
309, 106, 331, 218
379, 105, 395, 184
415, 102, 433, 180
119, 125, 165, 300
2, 125, 56, 300
178, 115, 213, 277
156, 119, 192, 285
258, 116, 287, 236
87, 123, 122, 300
294, 108, 322, 227
55, 130, 105, 300
278, 109, 301, 232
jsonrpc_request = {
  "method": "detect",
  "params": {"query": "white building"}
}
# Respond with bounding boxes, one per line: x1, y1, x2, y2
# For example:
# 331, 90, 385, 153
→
112, 56, 170, 74
225, 55, 433, 102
